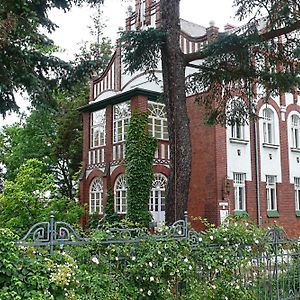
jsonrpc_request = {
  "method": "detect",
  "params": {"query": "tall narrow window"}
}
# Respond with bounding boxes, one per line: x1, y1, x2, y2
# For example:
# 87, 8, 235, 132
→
231, 123, 244, 139
233, 173, 246, 211
266, 175, 277, 211
149, 173, 167, 225
113, 102, 131, 143
89, 177, 103, 214
114, 174, 127, 214
148, 102, 168, 140
291, 115, 300, 149
262, 108, 275, 144
91, 109, 106, 148
295, 177, 300, 211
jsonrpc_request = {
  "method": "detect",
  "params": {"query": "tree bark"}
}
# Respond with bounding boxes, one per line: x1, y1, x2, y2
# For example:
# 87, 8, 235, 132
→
160, 0, 192, 224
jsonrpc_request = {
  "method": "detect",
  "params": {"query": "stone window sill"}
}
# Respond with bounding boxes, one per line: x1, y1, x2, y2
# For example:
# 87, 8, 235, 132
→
267, 210, 280, 218
229, 138, 249, 145
263, 143, 280, 149
296, 210, 300, 217
291, 147, 300, 153
234, 211, 249, 217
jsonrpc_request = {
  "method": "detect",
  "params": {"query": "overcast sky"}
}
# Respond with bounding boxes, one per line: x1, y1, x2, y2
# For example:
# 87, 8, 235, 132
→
1, 0, 237, 126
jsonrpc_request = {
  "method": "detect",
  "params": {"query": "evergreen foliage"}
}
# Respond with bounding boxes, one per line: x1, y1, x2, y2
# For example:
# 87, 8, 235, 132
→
125, 109, 157, 227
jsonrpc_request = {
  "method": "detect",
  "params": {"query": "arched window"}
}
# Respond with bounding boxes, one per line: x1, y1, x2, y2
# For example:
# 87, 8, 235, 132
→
148, 102, 168, 140
149, 173, 167, 224
89, 177, 103, 214
90, 109, 106, 148
291, 115, 300, 149
114, 174, 127, 214
113, 102, 131, 143
262, 108, 275, 144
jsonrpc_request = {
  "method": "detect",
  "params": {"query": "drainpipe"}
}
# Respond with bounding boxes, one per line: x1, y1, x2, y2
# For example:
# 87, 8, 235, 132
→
254, 118, 262, 227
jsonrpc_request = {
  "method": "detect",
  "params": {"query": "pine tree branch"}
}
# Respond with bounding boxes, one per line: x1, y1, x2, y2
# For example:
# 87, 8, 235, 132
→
184, 20, 300, 64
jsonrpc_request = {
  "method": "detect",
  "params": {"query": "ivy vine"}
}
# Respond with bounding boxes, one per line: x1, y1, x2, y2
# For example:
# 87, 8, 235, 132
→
125, 109, 157, 227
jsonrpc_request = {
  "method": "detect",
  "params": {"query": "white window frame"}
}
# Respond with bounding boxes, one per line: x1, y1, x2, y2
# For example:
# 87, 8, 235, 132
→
149, 173, 167, 212
90, 109, 106, 148
291, 115, 300, 149
148, 101, 168, 140
89, 177, 104, 214
266, 175, 277, 211
233, 173, 246, 211
262, 108, 275, 144
231, 123, 245, 140
114, 174, 127, 214
113, 102, 131, 144
295, 177, 300, 211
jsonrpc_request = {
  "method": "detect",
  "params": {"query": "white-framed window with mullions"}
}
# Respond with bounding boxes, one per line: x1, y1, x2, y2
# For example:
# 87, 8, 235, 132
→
233, 173, 246, 212
114, 174, 127, 214
266, 175, 277, 212
262, 108, 275, 144
89, 177, 104, 214
149, 173, 167, 224
148, 102, 168, 140
295, 178, 300, 213
90, 109, 106, 148
291, 115, 300, 149
113, 102, 131, 143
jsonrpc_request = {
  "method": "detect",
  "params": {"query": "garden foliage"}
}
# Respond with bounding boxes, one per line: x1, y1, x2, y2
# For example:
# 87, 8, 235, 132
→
0, 215, 285, 299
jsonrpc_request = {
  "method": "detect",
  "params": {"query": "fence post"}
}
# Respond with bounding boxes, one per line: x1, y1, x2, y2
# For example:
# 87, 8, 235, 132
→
184, 211, 188, 239
50, 211, 54, 254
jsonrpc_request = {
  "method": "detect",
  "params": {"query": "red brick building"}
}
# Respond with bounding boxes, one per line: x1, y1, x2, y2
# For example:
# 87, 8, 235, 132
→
79, 0, 300, 236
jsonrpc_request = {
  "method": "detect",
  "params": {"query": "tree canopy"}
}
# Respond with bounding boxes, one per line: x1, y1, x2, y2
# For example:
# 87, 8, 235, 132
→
0, 0, 107, 116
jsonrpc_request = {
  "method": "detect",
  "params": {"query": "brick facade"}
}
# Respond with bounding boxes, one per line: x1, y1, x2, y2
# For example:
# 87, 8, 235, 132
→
78, 0, 300, 236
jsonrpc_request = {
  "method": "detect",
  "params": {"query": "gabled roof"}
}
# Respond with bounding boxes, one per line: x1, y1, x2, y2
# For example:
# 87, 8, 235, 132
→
180, 19, 207, 37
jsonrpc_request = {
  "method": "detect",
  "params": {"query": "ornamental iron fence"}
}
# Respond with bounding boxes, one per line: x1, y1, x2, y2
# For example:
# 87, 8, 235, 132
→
15, 212, 300, 299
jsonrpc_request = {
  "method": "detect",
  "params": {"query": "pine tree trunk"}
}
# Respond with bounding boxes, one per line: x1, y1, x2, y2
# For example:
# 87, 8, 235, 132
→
160, 0, 192, 223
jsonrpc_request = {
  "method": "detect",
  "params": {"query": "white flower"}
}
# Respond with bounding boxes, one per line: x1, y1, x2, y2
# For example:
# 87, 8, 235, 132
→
220, 246, 224, 250
140, 288, 143, 292
209, 235, 214, 240
115, 256, 119, 261
150, 276, 154, 282
131, 256, 136, 261
149, 262, 153, 267
164, 257, 167, 261
188, 265, 193, 270
211, 285, 216, 289
198, 237, 203, 242
147, 290, 152, 296
157, 250, 161, 255
255, 239, 259, 244
178, 230, 182, 235
224, 237, 227, 241
91, 256, 99, 265
208, 265, 211, 270
184, 258, 188, 263
236, 285, 240, 289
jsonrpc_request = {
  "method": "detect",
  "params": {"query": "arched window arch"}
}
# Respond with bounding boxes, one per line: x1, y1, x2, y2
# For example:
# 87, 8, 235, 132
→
114, 174, 127, 214
89, 177, 103, 214
262, 108, 275, 144
291, 114, 300, 149
149, 173, 167, 223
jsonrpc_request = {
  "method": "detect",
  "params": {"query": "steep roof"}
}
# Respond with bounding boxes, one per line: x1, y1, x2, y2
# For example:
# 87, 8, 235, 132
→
180, 19, 207, 37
